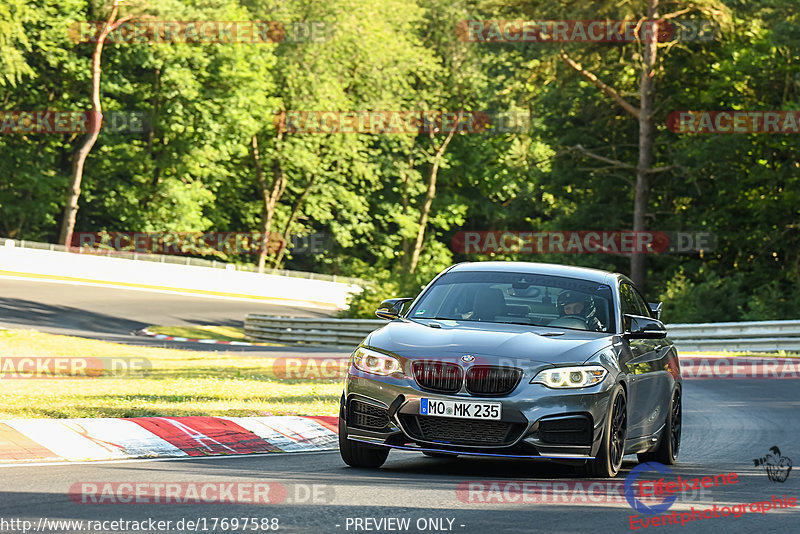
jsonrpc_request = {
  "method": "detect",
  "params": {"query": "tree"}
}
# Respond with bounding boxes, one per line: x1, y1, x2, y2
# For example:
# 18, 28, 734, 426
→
500, 0, 727, 289
244, 0, 438, 272
556, 1, 727, 288
58, 0, 135, 246
0, 0, 34, 87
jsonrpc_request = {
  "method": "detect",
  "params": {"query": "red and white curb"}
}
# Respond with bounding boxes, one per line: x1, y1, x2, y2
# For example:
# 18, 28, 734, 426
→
134, 328, 259, 346
0, 415, 338, 463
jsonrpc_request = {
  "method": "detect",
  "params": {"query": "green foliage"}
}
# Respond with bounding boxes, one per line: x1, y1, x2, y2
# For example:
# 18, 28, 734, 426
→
0, 0, 35, 86
1, 0, 799, 322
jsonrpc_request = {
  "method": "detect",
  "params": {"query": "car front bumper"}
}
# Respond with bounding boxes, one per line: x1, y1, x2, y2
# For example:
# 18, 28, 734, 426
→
342, 367, 619, 460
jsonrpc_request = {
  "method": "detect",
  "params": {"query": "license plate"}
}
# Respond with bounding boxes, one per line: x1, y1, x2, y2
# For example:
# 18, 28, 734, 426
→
420, 398, 501, 420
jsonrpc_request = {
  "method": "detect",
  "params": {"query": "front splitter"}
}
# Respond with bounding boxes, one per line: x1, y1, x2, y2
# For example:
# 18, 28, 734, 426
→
347, 437, 595, 460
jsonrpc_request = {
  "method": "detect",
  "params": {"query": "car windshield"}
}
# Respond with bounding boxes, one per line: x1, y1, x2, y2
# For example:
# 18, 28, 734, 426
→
408, 271, 614, 333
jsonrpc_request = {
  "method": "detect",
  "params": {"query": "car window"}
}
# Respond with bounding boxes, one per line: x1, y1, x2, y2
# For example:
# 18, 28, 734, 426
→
408, 271, 614, 333
620, 283, 649, 317
631, 286, 652, 318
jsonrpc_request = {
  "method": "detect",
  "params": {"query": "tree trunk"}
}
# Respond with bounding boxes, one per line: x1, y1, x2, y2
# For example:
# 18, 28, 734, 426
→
631, 0, 659, 290
400, 146, 415, 272
253, 133, 286, 272
408, 129, 456, 274
58, 2, 129, 246
272, 175, 315, 268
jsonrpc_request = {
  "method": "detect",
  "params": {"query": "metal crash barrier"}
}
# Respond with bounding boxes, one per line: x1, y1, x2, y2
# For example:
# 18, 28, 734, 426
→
245, 316, 800, 352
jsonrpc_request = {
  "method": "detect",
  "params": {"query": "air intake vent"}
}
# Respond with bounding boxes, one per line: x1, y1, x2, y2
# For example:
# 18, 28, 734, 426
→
349, 399, 390, 431
537, 416, 592, 445
399, 414, 524, 446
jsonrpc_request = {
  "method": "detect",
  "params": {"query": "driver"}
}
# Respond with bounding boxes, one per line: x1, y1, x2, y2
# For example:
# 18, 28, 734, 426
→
557, 290, 603, 331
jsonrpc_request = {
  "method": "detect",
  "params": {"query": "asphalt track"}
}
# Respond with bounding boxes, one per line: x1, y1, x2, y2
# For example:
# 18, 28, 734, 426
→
0, 277, 349, 358
1, 379, 798, 534
1, 277, 798, 533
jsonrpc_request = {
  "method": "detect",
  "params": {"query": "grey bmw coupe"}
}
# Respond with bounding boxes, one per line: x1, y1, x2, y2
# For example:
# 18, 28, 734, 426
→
338, 262, 681, 478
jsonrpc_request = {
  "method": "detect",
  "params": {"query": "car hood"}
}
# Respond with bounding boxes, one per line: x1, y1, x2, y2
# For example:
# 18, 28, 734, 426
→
366, 319, 615, 366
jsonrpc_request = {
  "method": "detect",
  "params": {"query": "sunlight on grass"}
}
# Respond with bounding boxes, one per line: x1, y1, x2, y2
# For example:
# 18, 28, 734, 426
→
146, 325, 249, 342
0, 329, 341, 419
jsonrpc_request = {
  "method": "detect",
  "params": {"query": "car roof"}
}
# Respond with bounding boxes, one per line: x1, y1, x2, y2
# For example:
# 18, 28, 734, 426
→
447, 261, 621, 285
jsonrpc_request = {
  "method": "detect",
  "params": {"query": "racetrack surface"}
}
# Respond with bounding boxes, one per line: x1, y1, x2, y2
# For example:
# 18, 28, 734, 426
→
0, 277, 349, 357
1, 379, 797, 534
1, 277, 797, 533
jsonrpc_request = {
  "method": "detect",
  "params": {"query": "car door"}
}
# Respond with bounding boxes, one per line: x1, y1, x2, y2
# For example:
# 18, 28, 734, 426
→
619, 282, 664, 439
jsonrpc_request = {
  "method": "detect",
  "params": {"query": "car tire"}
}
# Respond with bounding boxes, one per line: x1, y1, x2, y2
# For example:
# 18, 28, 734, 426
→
637, 388, 681, 465
586, 384, 627, 478
338, 417, 390, 468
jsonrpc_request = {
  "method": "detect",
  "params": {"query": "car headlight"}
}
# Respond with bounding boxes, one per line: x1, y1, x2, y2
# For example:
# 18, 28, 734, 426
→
352, 347, 402, 376
530, 365, 607, 388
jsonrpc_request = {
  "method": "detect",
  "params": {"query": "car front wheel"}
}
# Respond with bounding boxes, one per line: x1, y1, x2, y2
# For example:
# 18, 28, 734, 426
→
338, 417, 390, 468
638, 387, 681, 465
586, 384, 627, 478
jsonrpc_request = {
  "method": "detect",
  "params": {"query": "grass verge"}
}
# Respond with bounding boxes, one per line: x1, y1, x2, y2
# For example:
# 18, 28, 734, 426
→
0, 329, 341, 419
146, 325, 249, 342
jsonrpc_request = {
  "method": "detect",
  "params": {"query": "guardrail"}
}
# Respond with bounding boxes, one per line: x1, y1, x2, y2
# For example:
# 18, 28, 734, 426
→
1, 241, 361, 310
245, 316, 385, 346
666, 320, 800, 352
2, 239, 364, 285
244, 315, 800, 352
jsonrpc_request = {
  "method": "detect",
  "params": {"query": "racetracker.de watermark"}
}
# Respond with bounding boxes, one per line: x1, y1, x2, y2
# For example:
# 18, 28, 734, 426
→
677, 356, 800, 380
69, 482, 332, 504
458, 19, 716, 43
71, 231, 330, 256
0, 111, 148, 134
69, 21, 331, 44
451, 231, 716, 255
667, 111, 800, 134
271, 357, 349, 380
0, 357, 151, 379
456, 479, 712, 505
303, 355, 800, 381
273, 110, 529, 134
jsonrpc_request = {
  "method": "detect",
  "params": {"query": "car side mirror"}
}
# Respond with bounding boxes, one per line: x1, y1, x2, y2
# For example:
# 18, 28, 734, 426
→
624, 314, 667, 339
375, 298, 413, 320
648, 301, 663, 320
